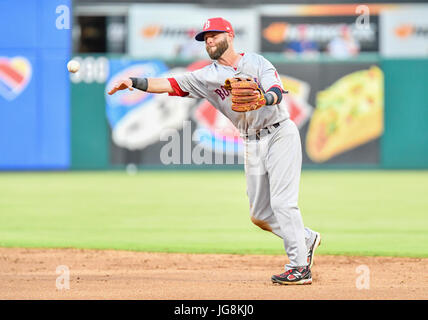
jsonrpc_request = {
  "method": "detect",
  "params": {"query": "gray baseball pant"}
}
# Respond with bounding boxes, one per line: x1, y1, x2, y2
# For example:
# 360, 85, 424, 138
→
244, 119, 312, 268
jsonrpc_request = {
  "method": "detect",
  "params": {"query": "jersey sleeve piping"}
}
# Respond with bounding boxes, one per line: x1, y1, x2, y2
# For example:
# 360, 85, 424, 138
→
267, 84, 287, 94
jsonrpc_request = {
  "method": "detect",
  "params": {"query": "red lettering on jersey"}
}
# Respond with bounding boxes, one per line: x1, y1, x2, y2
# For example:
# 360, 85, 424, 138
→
214, 89, 225, 100
215, 86, 230, 100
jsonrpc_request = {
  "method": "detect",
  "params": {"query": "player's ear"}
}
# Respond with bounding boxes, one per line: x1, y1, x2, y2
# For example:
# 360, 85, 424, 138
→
226, 32, 234, 44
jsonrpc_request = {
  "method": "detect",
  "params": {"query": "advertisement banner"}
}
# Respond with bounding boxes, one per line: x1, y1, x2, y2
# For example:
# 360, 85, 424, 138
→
261, 15, 378, 56
70, 56, 383, 168
274, 61, 383, 165
106, 58, 244, 166
128, 4, 258, 59
103, 58, 383, 166
0, 52, 38, 167
380, 8, 428, 57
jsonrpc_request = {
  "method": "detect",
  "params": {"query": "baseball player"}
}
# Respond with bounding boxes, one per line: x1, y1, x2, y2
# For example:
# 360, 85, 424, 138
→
108, 17, 321, 285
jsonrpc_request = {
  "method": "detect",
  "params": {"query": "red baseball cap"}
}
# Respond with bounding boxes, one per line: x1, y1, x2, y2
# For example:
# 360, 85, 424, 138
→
195, 17, 234, 41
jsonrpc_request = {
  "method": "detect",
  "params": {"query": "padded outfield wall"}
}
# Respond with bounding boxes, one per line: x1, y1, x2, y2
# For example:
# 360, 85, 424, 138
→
0, 0, 71, 170
381, 59, 428, 169
1, 2, 427, 170
69, 54, 428, 170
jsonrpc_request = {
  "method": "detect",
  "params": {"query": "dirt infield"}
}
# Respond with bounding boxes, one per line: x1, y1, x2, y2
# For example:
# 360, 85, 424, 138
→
0, 248, 426, 300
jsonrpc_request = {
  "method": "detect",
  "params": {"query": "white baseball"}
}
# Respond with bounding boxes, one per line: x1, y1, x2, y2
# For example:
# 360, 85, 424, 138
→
67, 60, 80, 73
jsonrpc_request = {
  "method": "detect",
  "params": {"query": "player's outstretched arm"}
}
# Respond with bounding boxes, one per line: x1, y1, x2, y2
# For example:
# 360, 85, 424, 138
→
107, 77, 174, 95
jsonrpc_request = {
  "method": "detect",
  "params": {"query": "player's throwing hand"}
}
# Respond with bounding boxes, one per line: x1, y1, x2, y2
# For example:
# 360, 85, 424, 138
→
108, 78, 133, 95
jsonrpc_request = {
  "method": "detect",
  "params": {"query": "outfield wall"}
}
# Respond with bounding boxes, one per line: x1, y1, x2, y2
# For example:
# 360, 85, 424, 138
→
1, 2, 428, 170
0, 0, 71, 170
381, 59, 428, 169
1, 50, 427, 170
69, 54, 428, 170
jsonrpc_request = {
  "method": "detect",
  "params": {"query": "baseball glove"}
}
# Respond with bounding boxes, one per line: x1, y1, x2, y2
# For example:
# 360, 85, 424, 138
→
224, 77, 266, 112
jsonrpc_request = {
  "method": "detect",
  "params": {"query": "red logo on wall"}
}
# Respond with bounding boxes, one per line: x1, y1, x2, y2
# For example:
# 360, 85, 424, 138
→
0, 56, 32, 101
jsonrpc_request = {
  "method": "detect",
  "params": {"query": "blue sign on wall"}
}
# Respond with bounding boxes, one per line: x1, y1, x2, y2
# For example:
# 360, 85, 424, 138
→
0, 0, 71, 169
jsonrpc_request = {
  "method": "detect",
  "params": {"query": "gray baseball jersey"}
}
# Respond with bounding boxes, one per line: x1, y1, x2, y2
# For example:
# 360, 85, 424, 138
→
168, 52, 289, 136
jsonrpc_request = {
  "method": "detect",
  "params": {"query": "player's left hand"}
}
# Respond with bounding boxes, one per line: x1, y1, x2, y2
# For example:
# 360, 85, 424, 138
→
224, 77, 266, 112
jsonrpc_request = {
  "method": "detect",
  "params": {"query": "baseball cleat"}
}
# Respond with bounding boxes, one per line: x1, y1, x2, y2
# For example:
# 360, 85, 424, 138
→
307, 232, 321, 269
271, 266, 312, 285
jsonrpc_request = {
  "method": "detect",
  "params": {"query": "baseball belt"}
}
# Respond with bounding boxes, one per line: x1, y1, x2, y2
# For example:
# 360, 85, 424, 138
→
245, 121, 282, 141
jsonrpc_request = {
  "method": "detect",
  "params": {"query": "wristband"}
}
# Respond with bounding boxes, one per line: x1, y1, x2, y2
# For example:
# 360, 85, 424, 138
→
130, 77, 148, 91
267, 86, 283, 104
265, 92, 275, 105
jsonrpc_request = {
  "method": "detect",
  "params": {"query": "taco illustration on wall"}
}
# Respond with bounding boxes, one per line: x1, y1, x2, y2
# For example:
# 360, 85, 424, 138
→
306, 66, 384, 163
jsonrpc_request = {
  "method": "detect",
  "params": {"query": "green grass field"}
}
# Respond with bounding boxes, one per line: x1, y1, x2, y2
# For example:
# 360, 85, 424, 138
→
0, 170, 427, 257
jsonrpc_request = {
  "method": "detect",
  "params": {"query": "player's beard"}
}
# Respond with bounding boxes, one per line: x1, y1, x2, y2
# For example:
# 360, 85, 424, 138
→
206, 38, 229, 60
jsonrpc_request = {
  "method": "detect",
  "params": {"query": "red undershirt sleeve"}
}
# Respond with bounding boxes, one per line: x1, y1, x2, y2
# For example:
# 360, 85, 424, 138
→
167, 78, 189, 97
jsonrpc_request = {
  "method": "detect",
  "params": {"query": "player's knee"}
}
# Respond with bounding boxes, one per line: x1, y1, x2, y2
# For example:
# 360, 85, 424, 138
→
270, 199, 298, 216
251, 216, 272, 232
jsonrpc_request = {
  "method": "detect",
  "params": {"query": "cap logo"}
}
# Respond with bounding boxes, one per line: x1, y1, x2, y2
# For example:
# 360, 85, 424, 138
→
204, 20, 210, 30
